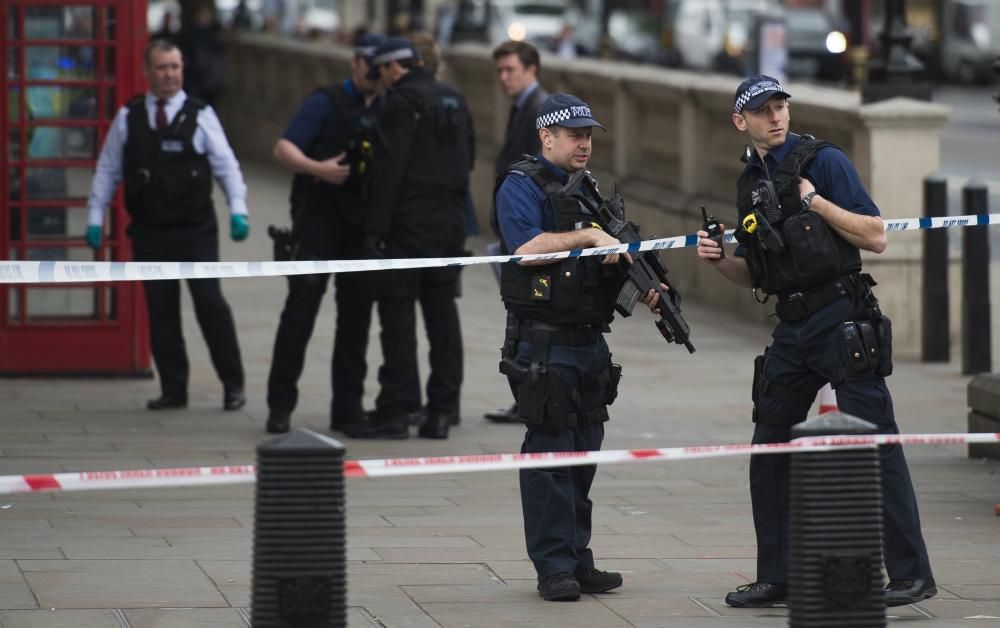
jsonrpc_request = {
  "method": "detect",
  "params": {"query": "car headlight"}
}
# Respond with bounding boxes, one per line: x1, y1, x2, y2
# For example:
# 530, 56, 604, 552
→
826, 31, 847, 54
508, 22, 526, 42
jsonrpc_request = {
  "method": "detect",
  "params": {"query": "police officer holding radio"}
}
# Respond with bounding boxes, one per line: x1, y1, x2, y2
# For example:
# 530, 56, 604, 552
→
87, 39, 247, 412
343, 37, 474, 440
264, 34, 384, 435
695, 76, 935, 608
496, 93, 637, 601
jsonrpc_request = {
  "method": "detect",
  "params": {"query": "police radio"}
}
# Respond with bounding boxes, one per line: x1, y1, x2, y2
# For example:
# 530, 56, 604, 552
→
701, 206, 725, 260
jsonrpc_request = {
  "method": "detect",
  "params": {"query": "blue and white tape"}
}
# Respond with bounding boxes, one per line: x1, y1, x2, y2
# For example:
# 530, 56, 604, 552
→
2, 213, 998, 285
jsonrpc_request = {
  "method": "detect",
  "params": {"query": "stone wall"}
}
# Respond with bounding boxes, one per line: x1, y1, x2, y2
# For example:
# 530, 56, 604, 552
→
218, 33, 951, 358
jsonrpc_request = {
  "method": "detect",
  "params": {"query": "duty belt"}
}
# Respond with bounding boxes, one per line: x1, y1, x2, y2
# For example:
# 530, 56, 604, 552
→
515, 318, 606, 347
775, 273, 871, 323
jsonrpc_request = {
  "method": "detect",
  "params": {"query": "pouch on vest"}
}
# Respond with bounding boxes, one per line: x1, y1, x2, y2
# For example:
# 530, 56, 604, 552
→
873, 314, 894, 378
783, 210, 842, 285
604, 361, 622, 406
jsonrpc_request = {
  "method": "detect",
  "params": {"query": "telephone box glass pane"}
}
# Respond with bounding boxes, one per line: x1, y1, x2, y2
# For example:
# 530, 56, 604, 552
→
26, 86, 99, 120
27, 126, 97, 159
6, 47, 19, 80
26, 46, 97, 81
25, 168, 94, 200
26, 286, 98, 320
24, 6, 97, 40
27, 207, 89, 240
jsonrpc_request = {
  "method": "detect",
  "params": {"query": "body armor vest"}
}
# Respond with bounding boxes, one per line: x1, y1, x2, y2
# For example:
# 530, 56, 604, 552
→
736, 135, 862, 297
390, 68, 472, 202
290, 81, 374, 225
497, 158, 622, 327
123, 96, 213, 228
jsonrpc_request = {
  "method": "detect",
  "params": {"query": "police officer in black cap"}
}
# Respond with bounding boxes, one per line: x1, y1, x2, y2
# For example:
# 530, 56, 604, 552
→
264, 34, 384, 434
496, 93, 644, 601
695, 75, 935, 608
343, 36, 474, 440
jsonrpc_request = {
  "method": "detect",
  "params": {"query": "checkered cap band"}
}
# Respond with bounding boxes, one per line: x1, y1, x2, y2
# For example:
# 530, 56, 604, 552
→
372, 47, 414, 66
535, 105, 594, 130
734, 79, 786, 113
355, 45, 378, 57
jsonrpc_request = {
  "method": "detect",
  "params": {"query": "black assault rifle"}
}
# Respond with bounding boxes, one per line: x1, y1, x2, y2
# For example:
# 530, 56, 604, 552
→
564, 170, 695, 354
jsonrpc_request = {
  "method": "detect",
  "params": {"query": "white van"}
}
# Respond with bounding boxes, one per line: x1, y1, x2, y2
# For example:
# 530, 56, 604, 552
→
665, 0, 727, 71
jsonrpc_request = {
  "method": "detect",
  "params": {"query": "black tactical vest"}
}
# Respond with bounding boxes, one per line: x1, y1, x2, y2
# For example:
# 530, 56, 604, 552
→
497, 158, 622, 327
289, 81, 374, 224
123, 96, 213, 229
390, 68, 473, 202
736, 135, 862, 296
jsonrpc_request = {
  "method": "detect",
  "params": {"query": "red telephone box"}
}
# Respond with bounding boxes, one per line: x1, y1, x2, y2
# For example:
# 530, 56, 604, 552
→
1, 0, 151, 374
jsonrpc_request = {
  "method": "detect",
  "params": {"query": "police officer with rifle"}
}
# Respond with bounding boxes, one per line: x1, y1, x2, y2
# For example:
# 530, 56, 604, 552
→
695, 76, 935, 609
495, 93, 689, 602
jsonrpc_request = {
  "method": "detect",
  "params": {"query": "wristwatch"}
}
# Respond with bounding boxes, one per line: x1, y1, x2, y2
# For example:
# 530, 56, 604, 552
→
801, 191, 817, 212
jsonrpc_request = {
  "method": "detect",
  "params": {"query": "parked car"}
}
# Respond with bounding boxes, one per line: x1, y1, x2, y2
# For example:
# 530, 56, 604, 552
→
663, 0, 727, 71
939, 0, 995, 84
783, 6, 848, 82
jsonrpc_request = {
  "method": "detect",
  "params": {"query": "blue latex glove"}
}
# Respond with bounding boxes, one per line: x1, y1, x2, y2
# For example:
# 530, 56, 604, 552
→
85, 225, 102, 249
230, 214, 249, 241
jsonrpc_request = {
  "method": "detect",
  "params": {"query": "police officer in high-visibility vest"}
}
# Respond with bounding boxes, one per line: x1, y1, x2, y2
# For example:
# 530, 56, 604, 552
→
695, 75, 935, 609
86, 39, 248, 412
495, 93, 646, 601
265, 33, 384, 434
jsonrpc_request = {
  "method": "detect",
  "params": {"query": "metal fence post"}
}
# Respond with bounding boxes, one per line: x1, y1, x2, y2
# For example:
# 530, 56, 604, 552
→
922, 175, 949, 362
961, 180, 991, 375
252, 430, 347, 628
789, 412, 885, 627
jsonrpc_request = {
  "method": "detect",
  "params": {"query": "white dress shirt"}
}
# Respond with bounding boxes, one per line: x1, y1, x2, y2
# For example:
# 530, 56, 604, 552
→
87, 90, 249, 227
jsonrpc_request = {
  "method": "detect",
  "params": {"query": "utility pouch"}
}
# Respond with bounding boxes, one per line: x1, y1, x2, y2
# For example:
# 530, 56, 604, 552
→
783, 210, 841, 285
515, 366, 548, 427
833, 321, 872, 385
873, 314, 894, 378
605, 362, 622, 406
856, 320, 880, 371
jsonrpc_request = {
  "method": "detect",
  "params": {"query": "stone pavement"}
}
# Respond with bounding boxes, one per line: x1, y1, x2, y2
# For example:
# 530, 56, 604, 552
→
1, 162, 998, 627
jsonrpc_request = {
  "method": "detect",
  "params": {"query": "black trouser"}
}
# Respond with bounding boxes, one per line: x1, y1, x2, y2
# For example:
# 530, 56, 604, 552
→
750, 296, 932, 585
373, 292, 421, 420
331, 268, 374, 422
132, 230, 243, 399
266, 272, 331, 414
418, 268, 463, 414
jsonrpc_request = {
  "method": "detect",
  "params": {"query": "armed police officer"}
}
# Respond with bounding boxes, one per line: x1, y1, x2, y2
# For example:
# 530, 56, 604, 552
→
343, 37, 474, 440
264, 34, 384, 434
86, 39, 248, 412
695, 76, 935, 608
496, 93, 640, 602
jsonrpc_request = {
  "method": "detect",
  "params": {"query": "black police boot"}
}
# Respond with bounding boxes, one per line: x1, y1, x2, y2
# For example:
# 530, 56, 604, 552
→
484, 403, 520, 423
886, 577, 937, 606
537, 572, 580, 601
574, 567, 622, 594
724, 582, 787, 608
418, 410, 455, 439
223, 387, 246, 411
266, 410, 291, 434
330, 408, 366, 432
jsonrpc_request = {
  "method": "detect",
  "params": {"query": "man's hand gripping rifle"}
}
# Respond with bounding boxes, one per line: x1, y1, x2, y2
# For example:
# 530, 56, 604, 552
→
566, 170, 695, 353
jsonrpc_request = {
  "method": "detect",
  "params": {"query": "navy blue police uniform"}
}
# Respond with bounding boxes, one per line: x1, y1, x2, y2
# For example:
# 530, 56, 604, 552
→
266, 62, 380, 432
726, 76, 934, 608
495, 93, 625, 601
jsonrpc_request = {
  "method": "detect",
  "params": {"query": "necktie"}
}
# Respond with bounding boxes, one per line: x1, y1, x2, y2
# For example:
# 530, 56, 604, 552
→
506, 104, 518, 135
155, 99, 168, 130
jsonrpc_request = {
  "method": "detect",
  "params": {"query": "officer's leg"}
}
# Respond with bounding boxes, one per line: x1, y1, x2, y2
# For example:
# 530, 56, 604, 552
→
266, 273, 329, 414
331, 271, 372, 424
570, 421, 604, 571
373, 295, 421, 420
750, 329, 824, 585
836, 377, 932, 580
142, 277, 188, 399
418, 268, 463, 415
184, 234, 244, 392
520, 424, 582, 578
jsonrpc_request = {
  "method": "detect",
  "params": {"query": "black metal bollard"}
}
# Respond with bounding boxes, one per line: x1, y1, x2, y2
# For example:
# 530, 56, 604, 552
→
251, 430, 347, 628
922, 175, 950, 362
961, 181, 992, 375
789, 412, 885, 628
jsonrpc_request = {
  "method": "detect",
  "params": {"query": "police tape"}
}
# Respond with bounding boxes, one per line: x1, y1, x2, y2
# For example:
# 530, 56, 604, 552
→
0, 431, 996, 494
1, 212, 998, 285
